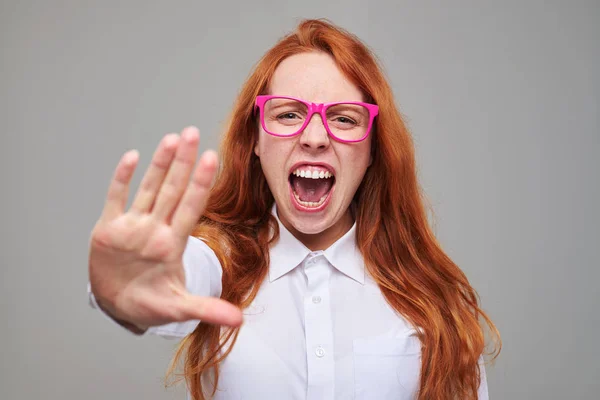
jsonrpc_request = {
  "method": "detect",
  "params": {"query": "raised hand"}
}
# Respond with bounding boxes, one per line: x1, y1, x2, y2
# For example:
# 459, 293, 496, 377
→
88, 126, 243, 331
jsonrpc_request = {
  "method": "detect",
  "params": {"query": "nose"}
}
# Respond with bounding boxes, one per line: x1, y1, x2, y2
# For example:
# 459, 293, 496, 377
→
299, 113, 330, 150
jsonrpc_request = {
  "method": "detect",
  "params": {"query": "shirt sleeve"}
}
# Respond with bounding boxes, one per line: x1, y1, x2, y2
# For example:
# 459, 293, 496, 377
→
87, 235, 223, 338
477, 355, 489, 400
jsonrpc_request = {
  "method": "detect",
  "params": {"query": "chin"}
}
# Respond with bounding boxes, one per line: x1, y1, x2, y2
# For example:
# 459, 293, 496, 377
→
288, 217, 332, 235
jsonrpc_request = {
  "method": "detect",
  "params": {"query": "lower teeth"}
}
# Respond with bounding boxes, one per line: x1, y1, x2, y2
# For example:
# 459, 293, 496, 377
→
294, 191, 328, 208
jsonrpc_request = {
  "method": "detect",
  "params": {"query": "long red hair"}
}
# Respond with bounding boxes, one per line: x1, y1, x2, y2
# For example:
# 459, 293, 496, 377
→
167, 19, 501, 399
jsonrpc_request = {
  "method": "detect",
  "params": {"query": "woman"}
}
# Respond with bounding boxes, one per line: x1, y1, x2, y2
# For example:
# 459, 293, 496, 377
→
88, 19, 500, 399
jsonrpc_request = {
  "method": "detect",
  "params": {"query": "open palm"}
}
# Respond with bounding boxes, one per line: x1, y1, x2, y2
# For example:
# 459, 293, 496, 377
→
88, 126, 242, 331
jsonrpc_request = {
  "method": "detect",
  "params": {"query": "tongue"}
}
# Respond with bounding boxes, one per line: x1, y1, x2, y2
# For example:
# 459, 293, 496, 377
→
292, 176, 333, 202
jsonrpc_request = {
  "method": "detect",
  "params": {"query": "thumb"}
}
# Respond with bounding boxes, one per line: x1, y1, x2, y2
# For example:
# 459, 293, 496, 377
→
177, 294, 244, 327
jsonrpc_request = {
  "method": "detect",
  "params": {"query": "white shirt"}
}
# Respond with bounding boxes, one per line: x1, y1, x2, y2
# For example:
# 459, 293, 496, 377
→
89, 205, 488, 399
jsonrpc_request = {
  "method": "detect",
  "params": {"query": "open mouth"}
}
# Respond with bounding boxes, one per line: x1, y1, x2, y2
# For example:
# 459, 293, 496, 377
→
288, 166, 336, 211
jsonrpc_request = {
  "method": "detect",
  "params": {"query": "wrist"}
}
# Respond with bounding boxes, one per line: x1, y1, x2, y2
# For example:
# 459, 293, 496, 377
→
95, 297, 148, 335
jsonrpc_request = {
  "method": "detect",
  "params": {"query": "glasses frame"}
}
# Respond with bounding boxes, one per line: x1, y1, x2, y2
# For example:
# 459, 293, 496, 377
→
254, 95, 379, 143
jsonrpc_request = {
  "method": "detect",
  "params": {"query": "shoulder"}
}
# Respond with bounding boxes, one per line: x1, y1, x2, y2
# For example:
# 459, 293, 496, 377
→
184, 235, 221, 263
182, 236, 223, 296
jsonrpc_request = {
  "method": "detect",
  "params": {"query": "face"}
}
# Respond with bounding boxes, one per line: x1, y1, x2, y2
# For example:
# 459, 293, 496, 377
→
254, 51, 373, 249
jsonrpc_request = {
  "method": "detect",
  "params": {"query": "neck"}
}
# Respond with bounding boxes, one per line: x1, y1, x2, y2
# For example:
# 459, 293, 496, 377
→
279, 207, 355, 251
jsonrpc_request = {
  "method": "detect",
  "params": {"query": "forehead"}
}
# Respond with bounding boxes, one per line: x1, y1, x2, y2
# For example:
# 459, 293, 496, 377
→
268, 51, 364, 103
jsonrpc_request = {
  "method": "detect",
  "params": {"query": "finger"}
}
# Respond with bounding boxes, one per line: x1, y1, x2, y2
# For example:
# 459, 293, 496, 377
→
178, 295, 244, 327
171, 150, 218, 238
130, 133, 180, 214
101, 150, 139, 221
151, 126, 200, 221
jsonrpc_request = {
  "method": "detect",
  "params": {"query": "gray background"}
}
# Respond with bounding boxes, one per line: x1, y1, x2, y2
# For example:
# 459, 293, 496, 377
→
1, 1, 598, 399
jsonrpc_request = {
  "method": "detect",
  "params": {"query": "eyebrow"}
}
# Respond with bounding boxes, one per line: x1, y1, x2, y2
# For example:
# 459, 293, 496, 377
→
267, 100, 306, 111
325, 104, 369, 117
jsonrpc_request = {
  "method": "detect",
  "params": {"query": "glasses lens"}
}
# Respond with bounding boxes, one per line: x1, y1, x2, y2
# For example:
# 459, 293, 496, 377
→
264, 98, 308, 136
325, 103, 370, 141
263, 98, 371, 141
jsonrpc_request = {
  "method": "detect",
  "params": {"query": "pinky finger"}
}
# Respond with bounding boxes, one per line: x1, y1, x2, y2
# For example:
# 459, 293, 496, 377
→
101, 150, 140, 221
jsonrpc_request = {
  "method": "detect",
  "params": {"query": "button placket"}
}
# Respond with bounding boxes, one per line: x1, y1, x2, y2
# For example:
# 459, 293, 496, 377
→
303, 255, 335, 399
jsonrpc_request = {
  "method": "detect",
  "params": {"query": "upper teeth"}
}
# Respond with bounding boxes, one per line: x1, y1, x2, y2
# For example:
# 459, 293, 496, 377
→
292, 169, 333, 179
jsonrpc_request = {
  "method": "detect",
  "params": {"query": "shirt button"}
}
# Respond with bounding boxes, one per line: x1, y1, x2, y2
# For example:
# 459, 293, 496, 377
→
312, 296, 322, 304
315, 346, 325, 358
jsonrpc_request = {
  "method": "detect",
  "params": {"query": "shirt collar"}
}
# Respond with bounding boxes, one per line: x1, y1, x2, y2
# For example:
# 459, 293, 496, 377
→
268, 204, 365, 285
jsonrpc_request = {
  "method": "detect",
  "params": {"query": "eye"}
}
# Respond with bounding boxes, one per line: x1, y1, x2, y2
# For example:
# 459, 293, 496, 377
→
278, 112, 300, 120
335, 116, 356, 125
330, 115, 358, 127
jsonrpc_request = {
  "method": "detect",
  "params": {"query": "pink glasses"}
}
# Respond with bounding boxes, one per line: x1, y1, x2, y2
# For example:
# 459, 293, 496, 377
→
254, 95, 379, 143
